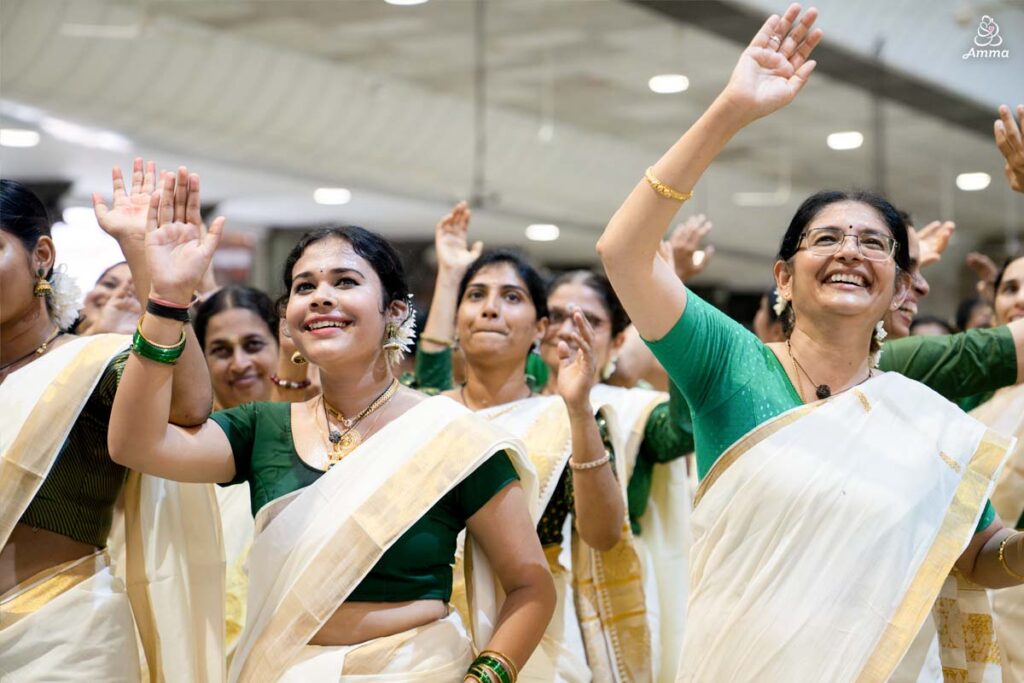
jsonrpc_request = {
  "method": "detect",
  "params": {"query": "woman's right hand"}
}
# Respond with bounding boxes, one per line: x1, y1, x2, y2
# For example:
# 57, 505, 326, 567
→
145, 168, 224, 305
435, 201, 483, 277
718, 4, 822, 126
93, 157, 157, 244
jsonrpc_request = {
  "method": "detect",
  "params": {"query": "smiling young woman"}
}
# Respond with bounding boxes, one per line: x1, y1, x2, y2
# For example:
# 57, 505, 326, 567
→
596, 5, 1024, 681
106, 183, 555, 682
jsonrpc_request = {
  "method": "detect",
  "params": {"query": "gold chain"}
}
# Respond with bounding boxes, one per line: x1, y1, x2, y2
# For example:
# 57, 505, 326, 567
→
321, 379, 400, 467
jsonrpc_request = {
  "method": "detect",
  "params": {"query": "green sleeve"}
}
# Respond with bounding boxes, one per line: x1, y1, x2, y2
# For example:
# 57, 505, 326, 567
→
453, 451, 519, 518
879, 327, 1016, 401
643, 289, 768, 414
210, 403, 259, 486
977, 500, 995, 533
414, 348, 454, 392
626, 383, 695, 534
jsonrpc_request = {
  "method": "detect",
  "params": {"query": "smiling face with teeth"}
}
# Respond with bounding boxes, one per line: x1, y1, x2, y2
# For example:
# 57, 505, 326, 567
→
776, 200, 910, 337
283, 236, 405, 370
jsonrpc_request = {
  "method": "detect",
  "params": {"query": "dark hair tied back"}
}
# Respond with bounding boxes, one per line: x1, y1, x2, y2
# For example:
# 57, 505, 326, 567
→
278, 225, 410, 316
0, 179, 53, 277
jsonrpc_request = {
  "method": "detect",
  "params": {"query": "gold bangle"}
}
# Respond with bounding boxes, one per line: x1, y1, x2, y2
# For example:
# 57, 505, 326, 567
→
479, 650, 519, 680
998, 533, 1024, 581
137, 312, 187, 350
644, 167, 693, 202
569, 450, 612, 471
420, 334, 454, 349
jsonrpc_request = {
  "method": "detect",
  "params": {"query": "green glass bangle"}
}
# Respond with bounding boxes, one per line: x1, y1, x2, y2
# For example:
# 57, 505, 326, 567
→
467, 663, 496, 683
477, 656, 512, 683
132, 325, 186, 365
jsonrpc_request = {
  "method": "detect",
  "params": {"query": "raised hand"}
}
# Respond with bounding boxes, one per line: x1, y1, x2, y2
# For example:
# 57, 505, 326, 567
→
90, 285, 142, 335
555, 307, 598, 410
667, 214, 716, 281
144, 167, 224, 305
93, 158, 157, 243
995, 104, 1024, 193
435, 201, 483, 276
720, 4, 823, 124
966, 251, 999, 301
915, 221, 955, 268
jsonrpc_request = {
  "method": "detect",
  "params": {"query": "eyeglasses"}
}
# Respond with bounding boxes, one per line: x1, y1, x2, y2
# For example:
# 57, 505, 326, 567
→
798, 227, 897, 262
548, 307, 607, 329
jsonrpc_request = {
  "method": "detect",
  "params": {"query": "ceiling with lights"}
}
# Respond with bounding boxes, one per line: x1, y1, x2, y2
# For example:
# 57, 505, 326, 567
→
1, 0, 1022, 306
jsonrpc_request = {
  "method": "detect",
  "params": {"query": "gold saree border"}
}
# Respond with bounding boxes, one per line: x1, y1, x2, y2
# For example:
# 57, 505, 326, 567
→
693, 403, 819, 508
0, 334, 128, 548
518, 399, 572, 510
854, 430, 1011, 683
0, 550, 108, 627
972, 384, 1024, 525
236, 413, 512, 683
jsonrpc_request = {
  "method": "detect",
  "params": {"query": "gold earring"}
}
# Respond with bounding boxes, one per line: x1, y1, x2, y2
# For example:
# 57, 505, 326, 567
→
33, 269, 52, 297
382, 322, 400, 351
290, 351, 308, 365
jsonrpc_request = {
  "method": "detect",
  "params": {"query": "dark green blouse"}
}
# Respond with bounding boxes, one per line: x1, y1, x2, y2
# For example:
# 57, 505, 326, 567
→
21, 351, 129, 547
210, 402, 518, 603
645, 289, 997, 533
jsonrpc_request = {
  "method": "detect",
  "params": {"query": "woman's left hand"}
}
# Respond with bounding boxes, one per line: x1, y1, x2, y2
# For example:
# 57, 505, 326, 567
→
719, 4, 823, 125
555, 307, 598, 410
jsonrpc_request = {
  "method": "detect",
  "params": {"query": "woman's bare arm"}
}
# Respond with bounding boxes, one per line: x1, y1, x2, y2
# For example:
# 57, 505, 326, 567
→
465, 481, 556, 669
597, 5, 821, 341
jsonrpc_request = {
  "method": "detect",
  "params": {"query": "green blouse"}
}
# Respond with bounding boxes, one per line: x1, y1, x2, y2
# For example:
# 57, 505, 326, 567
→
645, 290, 996, 533
210, 402, 519, 603
21, 351, 129, 547
413, 348, 691, 535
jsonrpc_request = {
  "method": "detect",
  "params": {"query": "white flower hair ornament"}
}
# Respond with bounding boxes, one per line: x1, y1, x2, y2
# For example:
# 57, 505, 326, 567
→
383, 297, 417, 366
46, 264, 83, 331
772, 287, 789, 317
870, 320, 887, 368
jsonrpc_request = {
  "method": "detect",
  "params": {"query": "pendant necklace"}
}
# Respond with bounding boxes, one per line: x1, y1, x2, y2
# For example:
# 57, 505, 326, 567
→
0, 326, 63, 375
321, 379, 400, 467
786, 339, 871, 401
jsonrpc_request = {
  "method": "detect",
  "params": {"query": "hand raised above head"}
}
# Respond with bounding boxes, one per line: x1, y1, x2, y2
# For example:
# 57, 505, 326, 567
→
995, 104, 1024, 193
435, 200, 483, 276
93, 157, 158, 242
720, 4, 823, 125
915, 221, 955, 268
144, 167, 224, 306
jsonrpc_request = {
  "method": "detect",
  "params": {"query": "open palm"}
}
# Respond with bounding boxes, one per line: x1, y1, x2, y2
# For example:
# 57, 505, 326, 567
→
145, 168, 224, 304
93, 158, 157, 242
721, 4, 822, 123
555, 308, 598, 409
435, 201, 483, 275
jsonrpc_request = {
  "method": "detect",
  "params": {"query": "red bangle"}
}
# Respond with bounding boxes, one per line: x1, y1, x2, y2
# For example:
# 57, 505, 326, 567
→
149, 295, 193, 309
271, 373, 311, 390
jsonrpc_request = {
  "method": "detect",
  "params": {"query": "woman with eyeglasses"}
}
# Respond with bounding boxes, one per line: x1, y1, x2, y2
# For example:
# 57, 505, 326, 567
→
416, 202, 645, 682
597, 5, 1023, 681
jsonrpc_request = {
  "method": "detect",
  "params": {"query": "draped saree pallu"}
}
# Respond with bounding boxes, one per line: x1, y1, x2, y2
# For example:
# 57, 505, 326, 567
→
462, 395, 652, 683
972, 384, 1024, 683
228, 396, 536, 683
0, 333, 226, 683
589, 384, 692, 683
678, 373, 1014, 683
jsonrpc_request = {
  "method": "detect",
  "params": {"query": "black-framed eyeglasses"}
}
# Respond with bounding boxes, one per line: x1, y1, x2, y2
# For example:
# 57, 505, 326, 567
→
798, 226, 897, 262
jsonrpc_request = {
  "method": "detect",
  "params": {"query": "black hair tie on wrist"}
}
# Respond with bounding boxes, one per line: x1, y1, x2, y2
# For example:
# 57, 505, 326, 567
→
146, 299, 192, 322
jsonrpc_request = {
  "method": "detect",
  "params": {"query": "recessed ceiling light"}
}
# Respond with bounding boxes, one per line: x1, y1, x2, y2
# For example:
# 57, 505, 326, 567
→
525, 224, 559, 242
955, 172, 991, 191
0, 128, 40, 147
385, 0, 429, 5
826, 131, 863, 150
648, 74, 689, 94
314, 188, 352, 205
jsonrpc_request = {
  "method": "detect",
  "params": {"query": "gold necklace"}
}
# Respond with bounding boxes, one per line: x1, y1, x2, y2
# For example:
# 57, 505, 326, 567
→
0, 327, 63, 374
321, 379, 400, 467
